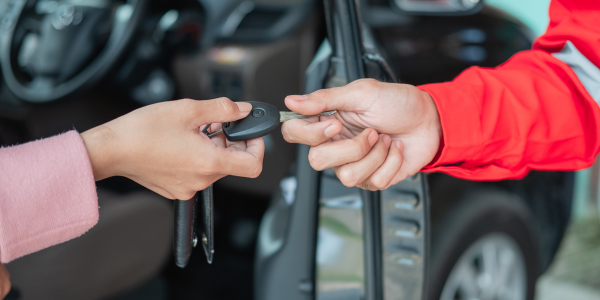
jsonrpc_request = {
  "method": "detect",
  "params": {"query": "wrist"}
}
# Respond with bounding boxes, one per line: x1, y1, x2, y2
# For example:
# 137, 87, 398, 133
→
81, 125, 119, 181
422, 89, 442, 138
419, 89, 443, 162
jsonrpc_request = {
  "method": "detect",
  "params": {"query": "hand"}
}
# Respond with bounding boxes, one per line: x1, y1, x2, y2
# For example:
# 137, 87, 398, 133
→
81, 98, 264, 200
0, 263, 10, 300
281, 79, 441, 190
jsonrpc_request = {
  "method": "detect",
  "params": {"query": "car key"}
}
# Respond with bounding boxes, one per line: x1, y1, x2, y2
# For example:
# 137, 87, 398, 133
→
174, 102, 337, 268
206, 101, 337, 141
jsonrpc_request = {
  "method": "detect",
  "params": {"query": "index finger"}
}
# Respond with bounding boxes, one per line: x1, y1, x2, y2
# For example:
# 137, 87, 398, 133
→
284, 78, 381, 116
186, 98, 252, 128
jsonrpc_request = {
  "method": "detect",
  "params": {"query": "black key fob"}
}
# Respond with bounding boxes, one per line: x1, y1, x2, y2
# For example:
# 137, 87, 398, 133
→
223, 101, 280, 142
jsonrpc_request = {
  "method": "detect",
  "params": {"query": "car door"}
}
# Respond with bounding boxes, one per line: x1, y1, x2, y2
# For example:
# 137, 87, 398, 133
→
254, 1, 437, 299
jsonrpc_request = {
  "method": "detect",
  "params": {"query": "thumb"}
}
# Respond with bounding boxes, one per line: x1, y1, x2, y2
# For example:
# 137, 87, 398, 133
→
285, 79, 378, 115
189, 98, 252, 127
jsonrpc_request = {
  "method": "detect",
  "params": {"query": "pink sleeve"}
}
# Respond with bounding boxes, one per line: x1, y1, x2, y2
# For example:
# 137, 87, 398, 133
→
0, 131, 98, 263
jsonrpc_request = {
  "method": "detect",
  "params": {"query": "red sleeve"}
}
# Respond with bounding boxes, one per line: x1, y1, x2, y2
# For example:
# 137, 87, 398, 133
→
418, 0, 600, 180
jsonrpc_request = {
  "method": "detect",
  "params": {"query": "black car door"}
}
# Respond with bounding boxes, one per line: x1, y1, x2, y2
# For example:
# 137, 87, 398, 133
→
255, 1, 430, 300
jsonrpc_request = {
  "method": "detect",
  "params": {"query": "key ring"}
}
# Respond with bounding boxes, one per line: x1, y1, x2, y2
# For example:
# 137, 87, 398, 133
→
202, 124, 223, 138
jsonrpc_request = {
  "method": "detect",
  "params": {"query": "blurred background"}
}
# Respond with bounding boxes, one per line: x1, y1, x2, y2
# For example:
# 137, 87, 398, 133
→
1, 0, 600, 300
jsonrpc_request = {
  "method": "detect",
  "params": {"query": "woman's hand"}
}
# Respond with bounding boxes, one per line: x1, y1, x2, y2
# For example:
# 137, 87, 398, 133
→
281, 79, 441, 190
81, 98, 265, 200
0, 263, 10, 299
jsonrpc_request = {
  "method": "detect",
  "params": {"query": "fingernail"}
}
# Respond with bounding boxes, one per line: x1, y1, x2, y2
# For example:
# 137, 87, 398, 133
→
383, 135, 391, 147
236, 102, 252, 113
394, 140, 403, 150
287, 95, 307, 101
324, 124, 340, 138
368, 131, 378, 146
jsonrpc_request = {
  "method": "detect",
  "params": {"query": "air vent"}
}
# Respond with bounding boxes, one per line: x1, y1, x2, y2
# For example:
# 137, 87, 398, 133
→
237, 9, 285, 30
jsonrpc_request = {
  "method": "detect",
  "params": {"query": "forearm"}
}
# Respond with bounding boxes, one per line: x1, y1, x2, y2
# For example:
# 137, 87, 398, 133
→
416, 0, 600, 180
0, 131, 99, 263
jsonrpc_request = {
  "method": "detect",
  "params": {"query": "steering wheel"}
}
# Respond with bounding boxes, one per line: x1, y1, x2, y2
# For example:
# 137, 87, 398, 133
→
0, 0, 147, 103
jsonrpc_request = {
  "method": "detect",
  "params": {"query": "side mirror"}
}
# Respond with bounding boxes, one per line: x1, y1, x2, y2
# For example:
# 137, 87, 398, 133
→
392, 0, 483, 15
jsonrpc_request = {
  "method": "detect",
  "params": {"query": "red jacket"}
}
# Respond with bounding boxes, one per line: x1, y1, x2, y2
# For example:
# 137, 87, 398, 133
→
419, 0, 600, 180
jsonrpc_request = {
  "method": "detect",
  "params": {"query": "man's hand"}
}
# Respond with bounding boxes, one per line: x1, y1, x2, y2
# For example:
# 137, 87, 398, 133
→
282, 79, 441, 190
81, 98, 265, 200
0, 263, 10, 299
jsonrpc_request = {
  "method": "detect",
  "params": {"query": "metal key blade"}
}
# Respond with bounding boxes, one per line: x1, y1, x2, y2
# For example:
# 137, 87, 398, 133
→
279, 110, 337, 122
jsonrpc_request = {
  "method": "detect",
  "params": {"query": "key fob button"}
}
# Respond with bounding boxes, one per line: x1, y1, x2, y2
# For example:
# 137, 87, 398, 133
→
252, 109, 265, 118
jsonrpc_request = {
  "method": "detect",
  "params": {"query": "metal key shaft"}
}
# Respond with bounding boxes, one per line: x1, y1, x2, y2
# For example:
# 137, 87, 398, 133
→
207, 110, 337, 137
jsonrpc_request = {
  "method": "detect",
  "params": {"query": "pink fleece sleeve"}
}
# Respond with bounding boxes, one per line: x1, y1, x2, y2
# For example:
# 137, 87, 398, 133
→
0, 131, 98, 263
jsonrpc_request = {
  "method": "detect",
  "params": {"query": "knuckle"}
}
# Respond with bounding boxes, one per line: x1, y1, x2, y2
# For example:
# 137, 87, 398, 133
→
356, 139, 371, 157
281, 126, 295, 143
180, 99, 205, 122
340, 180, 355, 188
248, 162, 263, 178
357, 78, 380, 90
215, 97, 236, 115
355, 79, 382, 100
388, 153, 402, 166
179, 98, 197, 112
310, 88, 327, 99
216, 96, 233, 103
337, 168, 358, 187
308, 149, 326, 171
251, 167, 262, 178
309, 159, 325, 172
307, 90, 329, 110
370, 177, 388, 190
